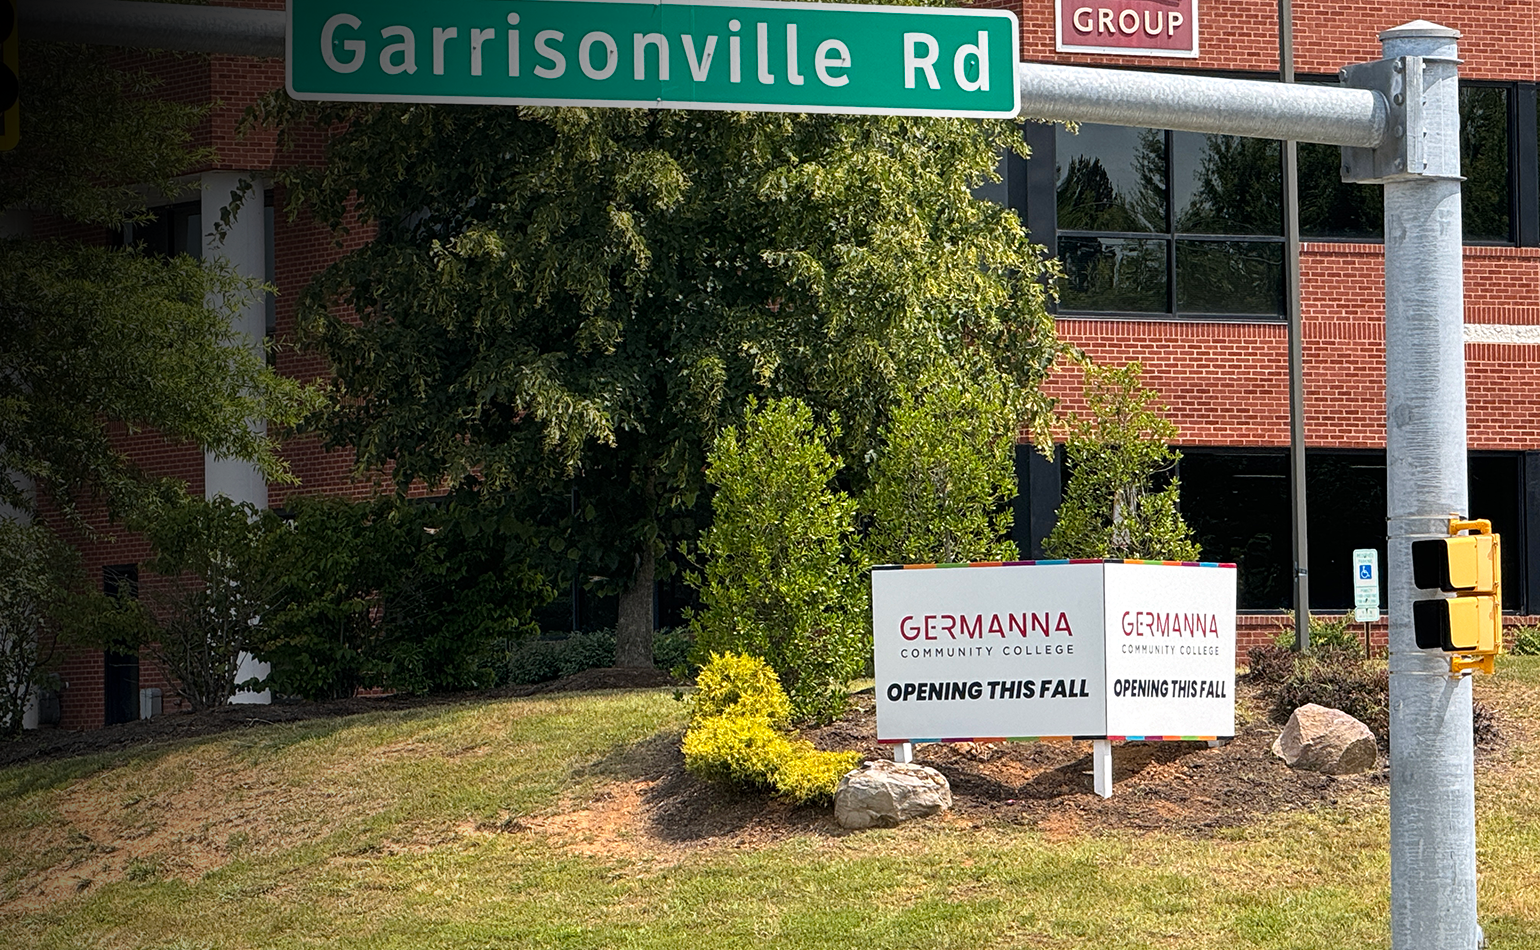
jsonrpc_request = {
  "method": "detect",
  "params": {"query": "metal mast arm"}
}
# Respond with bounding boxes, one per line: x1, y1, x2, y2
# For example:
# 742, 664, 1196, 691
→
1017, 61, 1387, 148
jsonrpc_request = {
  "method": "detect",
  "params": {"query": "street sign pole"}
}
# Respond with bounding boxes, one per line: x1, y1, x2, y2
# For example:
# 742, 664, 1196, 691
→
1279, 0, 1311, 656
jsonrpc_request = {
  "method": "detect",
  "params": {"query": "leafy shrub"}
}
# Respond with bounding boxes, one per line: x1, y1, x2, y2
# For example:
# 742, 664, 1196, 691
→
682, 653, 860, 804
1045, 362, 1201, 561
682, 714, 795, 791
1507, 625, 1540, 656
690, 650, 792, 727
1272, 612, 1365, 653
0, 521, 83, 736
860, 374, 1020, 567
1249, 645, 1387, 742
688, 399, 865, 724
257, 496, 551, 700
1275, 654, 1390, 744
773, 745, 865, 803
133, 495, 270, 710
504, 627, 695, 685
1249, 643, 1498, 748
1244, 644, 1299, 685
652, 627, 696, 679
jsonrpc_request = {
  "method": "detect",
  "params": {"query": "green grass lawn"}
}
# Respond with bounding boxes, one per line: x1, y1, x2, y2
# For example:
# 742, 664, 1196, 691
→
3, 660, 1540, 949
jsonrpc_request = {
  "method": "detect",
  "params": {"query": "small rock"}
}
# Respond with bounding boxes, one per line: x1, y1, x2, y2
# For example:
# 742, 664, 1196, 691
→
834, 760, 952, 829
1272, 703, 1378, 775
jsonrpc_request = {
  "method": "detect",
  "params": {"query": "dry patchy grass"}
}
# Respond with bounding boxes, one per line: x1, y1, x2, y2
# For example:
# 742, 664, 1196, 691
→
1, 660, 1538, 949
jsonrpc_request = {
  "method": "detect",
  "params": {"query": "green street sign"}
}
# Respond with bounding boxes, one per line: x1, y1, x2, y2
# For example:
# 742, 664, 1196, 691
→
287, 0, 1020, 118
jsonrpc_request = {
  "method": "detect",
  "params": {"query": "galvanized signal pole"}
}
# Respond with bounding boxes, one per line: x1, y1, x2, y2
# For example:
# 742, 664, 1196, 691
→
1020, 21, 1477, 949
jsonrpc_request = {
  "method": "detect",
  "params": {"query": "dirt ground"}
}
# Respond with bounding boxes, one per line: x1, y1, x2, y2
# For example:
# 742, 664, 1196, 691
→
576, 680, 1395, 856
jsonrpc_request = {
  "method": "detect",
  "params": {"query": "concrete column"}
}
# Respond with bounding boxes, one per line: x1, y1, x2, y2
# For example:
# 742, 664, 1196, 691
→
199, 172, 272, 704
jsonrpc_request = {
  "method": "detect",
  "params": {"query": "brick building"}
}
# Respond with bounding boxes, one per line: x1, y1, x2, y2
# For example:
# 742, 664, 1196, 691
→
25, 0, 379, 729
27, 0, 1540, 727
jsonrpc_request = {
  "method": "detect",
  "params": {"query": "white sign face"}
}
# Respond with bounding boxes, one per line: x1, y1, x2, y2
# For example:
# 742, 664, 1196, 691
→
872, 561, 1237, 742
1102, 563, 1236, 738
1353, 549, 1379, 602
871, 564, 1107, 740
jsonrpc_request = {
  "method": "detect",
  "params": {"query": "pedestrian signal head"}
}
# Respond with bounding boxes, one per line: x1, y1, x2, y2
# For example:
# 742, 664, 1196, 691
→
1411, 518, 1501, 675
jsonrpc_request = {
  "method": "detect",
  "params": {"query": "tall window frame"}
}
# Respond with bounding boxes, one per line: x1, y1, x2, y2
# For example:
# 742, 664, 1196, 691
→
1018, 76, 1540, 323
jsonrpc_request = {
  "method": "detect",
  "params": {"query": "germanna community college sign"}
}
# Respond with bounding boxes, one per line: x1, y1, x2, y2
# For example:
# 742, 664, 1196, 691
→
1056, 0, 1198, 58
870, 560, 1236, 743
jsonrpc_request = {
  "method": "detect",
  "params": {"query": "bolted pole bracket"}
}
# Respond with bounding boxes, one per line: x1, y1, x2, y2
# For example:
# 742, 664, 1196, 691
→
1341, 21, 1464, 184
1339, 58, 1418, 182
1340, 55, 1465, 183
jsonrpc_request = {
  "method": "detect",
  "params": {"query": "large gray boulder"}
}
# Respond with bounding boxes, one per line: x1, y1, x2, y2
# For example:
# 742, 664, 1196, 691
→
1272, 703, 1378, 775
834, 760, 952, 829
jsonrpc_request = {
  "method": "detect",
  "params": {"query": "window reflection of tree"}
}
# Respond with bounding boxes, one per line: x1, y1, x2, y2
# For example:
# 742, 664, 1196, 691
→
1055, 127, 1166, 232
1057, 128, 1168, 311
1057, 125, 1283, 316
1461, 86, 1510, 242
1299, 84, 1512, 243
1176, 241, 1282, 314
1174, 134, 1282, 314
1176, 135, 1280, 235
1059, 236, 1166, 312
1299, 141, 1382, 240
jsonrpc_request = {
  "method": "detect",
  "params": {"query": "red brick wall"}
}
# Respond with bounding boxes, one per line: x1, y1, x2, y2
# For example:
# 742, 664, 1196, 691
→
1012, 0, 1540, 80
1046, 247, 1540, 454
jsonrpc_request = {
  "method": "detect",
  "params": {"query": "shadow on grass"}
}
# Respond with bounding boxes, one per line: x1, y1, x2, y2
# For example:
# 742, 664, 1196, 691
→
571, 729, 850, 845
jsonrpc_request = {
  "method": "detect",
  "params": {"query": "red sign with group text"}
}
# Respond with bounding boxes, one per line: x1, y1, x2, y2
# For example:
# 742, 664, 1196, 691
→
1056, 0, 1198, 58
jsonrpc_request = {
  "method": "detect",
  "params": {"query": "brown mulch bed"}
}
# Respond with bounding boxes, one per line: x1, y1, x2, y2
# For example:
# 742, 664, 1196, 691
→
0, 667, 677, 770
800, 684, 1383, 834
521, 677, 1397, 854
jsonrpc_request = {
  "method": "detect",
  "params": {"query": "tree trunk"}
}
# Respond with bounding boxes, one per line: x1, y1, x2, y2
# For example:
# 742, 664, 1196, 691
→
614, 546, 655, 668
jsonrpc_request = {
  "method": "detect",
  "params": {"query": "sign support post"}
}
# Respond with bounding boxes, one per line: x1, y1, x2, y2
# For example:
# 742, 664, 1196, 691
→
1092, 739, 1112, 798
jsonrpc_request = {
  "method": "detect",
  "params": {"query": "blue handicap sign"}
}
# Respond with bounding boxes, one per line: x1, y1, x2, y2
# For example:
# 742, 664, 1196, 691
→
1359, 565, 1373, 580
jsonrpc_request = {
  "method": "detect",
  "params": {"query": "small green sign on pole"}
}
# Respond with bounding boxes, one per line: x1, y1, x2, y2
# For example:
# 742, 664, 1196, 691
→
287, 0, 1019, 118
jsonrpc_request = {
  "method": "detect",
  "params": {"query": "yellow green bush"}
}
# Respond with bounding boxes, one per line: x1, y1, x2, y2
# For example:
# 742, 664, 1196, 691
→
683, 653, 862, 804
690, 650, 792, 728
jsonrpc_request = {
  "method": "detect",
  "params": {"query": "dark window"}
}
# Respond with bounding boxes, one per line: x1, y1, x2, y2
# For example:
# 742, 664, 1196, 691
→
1462, 85, 1512, 242
1304, 454, 1388, 613
1176, 450, 1292, 609
1057, 124, 1283, 318
1300, 82, 1514, 244
102, 565, 140, 726
1470, 453, 1523, 611
1298, 140, 1382, 240
1179, 449, 1525, 612
121, 201, 202, 259
102, 563, 138, 600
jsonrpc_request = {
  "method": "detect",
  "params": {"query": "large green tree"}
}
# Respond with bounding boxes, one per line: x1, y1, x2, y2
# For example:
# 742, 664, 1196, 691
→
1045, 362, 1201, 562
265, 99, 1061, 666
0, 43, 309, 523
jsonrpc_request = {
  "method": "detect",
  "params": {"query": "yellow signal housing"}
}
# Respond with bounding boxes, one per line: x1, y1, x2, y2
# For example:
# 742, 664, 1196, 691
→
1411, 517, 1502, 676
0, 0, 15, 151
